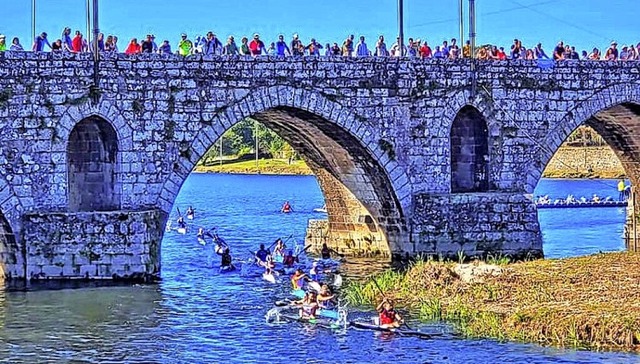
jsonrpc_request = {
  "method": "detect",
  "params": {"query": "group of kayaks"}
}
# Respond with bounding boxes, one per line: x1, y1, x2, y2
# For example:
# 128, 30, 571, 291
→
168, 205, 443, 339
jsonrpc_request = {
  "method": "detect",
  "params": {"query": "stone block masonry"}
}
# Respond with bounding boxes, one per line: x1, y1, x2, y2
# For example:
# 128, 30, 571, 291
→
23, 210, 164, 281
0, 52, 639, 280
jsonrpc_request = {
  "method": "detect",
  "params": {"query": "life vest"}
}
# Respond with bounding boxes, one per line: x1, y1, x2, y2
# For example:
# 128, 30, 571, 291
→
379, 308, 396, 325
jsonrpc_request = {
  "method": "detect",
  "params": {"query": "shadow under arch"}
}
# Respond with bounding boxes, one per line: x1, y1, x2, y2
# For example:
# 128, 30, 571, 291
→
66, 116, 121, 211
158, 88, 413, 259
450, 105, 490, 193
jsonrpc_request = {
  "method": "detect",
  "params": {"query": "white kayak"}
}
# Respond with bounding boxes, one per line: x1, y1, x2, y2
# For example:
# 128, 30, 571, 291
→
187, 213, 194, 220
177, 227, 187, 235
263, 272, 276, 284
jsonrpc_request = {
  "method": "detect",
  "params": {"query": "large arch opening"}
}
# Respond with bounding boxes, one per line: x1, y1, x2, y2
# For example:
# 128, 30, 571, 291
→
536, 102, 640, 258
450, 106, 490, 193
161, 105, 408, 261
67, 117, 120, 211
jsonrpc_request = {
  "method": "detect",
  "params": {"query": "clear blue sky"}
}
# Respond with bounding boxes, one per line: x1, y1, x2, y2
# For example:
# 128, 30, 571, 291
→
1, 0, 637, 52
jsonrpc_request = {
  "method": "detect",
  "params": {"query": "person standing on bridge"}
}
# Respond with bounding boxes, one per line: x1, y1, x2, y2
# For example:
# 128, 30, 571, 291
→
249, 34, 266, 56
9, 37, 24, 51
356, 36, 370, 57
0, 35, 6, 52
178, 33, 193, 56
223, 36, 238, 55
275, 34, 291, 56
32, 32, 52, 52
374, 36, 388, 56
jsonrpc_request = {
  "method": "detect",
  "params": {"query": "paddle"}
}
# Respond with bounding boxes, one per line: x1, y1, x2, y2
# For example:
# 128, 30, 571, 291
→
372, 277, 414, 331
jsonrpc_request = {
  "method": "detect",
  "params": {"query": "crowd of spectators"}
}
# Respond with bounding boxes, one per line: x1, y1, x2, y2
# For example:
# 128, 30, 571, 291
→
1, 28, 639, 61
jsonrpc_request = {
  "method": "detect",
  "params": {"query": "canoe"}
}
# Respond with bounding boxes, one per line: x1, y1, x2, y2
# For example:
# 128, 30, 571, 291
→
350, 321, 442, 339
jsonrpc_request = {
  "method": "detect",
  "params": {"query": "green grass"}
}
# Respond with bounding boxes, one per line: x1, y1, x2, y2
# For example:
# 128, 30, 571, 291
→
194, 158, 312, 176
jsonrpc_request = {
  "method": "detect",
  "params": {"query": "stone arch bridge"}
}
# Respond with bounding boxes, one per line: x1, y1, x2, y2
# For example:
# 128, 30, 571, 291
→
0, 52, 638, 282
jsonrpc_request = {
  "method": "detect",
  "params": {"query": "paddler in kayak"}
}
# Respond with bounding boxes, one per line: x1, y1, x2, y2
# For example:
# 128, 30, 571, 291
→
273, 238, 286, 259
255, 244, 270, 265
321, 243, 339, 260
283, 250, 297, 268
281, 201, 293, 213
317, 284, 335, 309
186, 206, 195, 219
293, 291, 319, 319
220, 246, 234, 270
291, 269, 309, 290
376, 298, 404, 329
177, 216, 186, 230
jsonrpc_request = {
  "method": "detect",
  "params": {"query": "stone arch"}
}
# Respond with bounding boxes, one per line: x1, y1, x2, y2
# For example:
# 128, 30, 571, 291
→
51, 101, 134, 210
450, 106, 490, 193
157, 86, 413, 257
526, 83, 640, 192
67, 116, 120, 211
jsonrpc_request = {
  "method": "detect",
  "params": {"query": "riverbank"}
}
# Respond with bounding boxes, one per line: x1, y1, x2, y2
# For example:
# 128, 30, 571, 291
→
195, 159, 312, 175
344, 252, 640, 351
543, 146, 625, 179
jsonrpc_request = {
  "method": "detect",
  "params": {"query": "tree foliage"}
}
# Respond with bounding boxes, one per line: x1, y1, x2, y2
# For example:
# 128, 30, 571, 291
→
200, 118, 297, 165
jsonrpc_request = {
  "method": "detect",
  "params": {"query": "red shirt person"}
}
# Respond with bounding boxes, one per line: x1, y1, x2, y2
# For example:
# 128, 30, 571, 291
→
249, 33, 266, 56
71, 31, 83, 52
125, 38, 141, 55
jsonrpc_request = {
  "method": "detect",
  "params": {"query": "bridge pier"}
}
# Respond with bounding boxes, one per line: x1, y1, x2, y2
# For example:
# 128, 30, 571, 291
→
22, 210, 164, 281
411, 192, 544, 260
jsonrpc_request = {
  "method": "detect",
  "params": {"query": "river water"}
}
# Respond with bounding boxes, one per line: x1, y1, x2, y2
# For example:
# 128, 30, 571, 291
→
0, 174, 636, 363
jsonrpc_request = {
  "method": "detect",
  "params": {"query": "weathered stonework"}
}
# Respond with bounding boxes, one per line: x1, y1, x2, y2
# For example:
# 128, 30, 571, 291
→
0, 52, 639, 280
23, 210, 163, 281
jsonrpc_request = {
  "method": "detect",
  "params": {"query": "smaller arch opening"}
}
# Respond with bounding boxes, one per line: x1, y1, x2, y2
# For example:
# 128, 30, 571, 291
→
451, 106, 489, 193
67, 117, 120, 211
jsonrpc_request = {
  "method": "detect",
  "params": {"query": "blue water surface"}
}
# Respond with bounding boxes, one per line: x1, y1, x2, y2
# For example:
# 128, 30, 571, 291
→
0, 174, 636, 363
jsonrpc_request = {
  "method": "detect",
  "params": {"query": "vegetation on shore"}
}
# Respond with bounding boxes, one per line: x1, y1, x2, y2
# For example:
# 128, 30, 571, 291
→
343, 252, 640, 352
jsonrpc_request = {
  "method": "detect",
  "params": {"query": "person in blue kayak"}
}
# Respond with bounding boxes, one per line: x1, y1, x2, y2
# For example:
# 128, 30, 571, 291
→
281, 201, 293, 213
273, 238, 286, 258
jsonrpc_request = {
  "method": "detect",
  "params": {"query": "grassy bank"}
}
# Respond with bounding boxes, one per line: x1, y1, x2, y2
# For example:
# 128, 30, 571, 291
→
344, 252, 640, 351
194, 159, 312, 175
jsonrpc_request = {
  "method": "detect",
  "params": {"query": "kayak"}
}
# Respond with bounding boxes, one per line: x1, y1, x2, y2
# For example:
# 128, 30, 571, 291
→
177, 227, 187, 235
313, 207, 327, 213
278, 313, 345, 330
197, 237, 206, 245
219, 265, 236, 273
263, 272, 276, 283
350, 321, 442, 339
187, 213, 195, 220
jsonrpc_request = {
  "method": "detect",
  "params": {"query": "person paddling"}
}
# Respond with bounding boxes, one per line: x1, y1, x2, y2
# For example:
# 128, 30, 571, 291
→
255, 244, 269, 264
376, 298, 403, 329
281, 201, 293, 213
177, 216, 186, 229
321, 243, 339, 260
291, 269, 309, 290
317, 284, 335, 309
220, 246, 234, 270
293, 291, 319, 320
283, 250, 297, 267
186, 206, 195, 218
